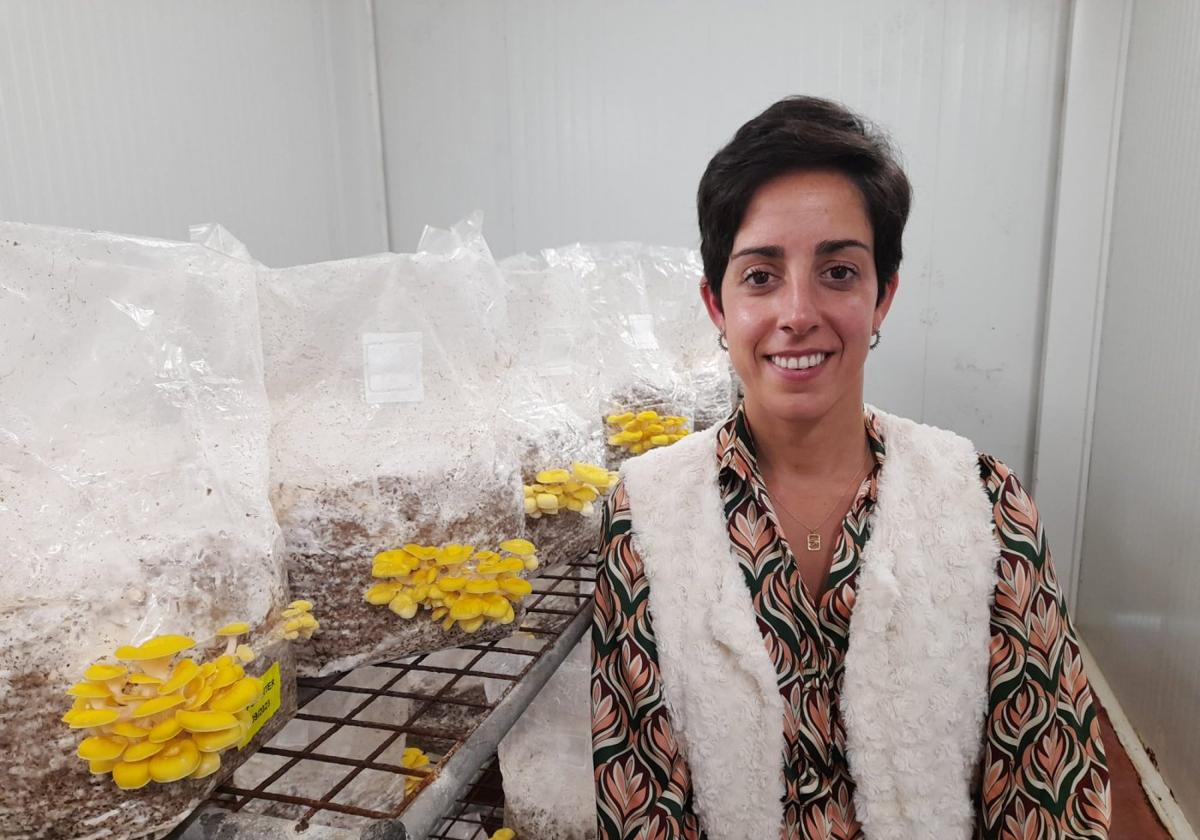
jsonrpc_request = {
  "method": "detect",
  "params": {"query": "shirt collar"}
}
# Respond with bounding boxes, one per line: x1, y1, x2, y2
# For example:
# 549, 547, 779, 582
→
717, 402, 887, 503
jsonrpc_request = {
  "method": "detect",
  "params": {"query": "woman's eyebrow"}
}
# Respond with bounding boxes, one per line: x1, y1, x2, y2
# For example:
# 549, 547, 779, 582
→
815, 238, 871, 255
730, 244, 785, 260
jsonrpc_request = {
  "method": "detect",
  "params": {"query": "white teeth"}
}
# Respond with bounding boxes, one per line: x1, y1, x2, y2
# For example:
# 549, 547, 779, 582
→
770, 353, 827, 370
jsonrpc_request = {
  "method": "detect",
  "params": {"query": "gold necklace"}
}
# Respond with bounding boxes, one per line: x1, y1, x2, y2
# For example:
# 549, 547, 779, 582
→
761, 451, 872, 551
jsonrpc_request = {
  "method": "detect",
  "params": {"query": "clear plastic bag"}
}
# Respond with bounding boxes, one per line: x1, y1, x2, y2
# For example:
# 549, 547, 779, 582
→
498, 249, 606, 568
259, 223, 526, 676
0, 222, 293, 839
563, 243, 734, 465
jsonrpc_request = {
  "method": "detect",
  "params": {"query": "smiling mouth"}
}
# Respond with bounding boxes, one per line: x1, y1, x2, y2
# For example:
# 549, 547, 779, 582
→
767, 352, 830, 371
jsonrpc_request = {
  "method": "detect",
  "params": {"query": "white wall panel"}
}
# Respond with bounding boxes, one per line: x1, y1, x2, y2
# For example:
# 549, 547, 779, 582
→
376, 0, 1069, 476
0, 0, 387, 267
1077, 0, 1200, 823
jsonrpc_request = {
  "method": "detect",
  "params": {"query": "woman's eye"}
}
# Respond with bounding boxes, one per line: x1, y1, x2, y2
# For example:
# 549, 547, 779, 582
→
743, 269, 772, 287
825, 264, 858, 282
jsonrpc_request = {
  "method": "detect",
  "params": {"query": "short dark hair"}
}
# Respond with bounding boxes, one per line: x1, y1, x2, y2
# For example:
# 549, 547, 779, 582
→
697, 96, 911, 306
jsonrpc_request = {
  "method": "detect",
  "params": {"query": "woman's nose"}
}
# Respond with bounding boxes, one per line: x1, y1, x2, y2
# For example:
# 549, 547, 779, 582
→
778, 277, 819, 334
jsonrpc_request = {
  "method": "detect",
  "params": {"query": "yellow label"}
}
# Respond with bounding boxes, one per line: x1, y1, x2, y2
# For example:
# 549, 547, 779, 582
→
238, 661, 281, 749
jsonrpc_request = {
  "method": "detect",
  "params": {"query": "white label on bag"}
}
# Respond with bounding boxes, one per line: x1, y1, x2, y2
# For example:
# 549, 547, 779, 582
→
627, 313, 659, 351
362, 332, 423, 403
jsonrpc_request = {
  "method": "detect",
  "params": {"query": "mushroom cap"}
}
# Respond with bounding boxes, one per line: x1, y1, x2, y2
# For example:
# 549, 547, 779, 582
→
208, 676, 263, 714
112, 759, 151, 790
67, 682, 112, 699
62, 707, 120, 729
184, 681, 215, 711
123, 739, 167, 763
88, 758, 119, 775
193, 725, 242, 753
499, 539, 536, 557
211, 663, 244, 691
111, 721, 151, 739
149, 717, 184, 743
149, 738, 201, 783
401, 544, 438, 561
287, 599, 314, 611
191, 750, 222, 780
176, 709, 240, 733
127, 673, 163, 686
132, 694, 186, 719
498, 577, 533, 598
235, 644, 256, 664
449, 596, 485, 621
491, 829, 516, 840
216, 622, 250, 637
116, 634, 196, 661
83, 664, 128, 682
158, 659, 200, 695
77, 735, 126, 763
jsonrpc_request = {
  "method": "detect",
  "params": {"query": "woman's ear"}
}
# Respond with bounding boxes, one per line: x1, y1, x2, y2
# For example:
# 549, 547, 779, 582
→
700, 278, 726, 333
874, 272, 900, 331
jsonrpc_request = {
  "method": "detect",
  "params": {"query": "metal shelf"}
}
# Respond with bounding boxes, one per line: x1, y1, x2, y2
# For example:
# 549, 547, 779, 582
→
172, 557, 595, 840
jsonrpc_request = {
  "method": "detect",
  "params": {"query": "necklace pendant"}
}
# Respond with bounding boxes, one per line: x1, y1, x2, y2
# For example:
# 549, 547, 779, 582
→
806, 533, 821, 551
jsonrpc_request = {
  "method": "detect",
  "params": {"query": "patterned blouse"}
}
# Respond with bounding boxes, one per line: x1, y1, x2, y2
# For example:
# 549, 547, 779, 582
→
591, 405, 1111, 839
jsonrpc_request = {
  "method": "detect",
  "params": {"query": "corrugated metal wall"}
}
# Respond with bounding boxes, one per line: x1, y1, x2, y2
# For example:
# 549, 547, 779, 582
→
1076, 0, 1200, 823
0, 0, 387, 267
376, 0, 1070, 475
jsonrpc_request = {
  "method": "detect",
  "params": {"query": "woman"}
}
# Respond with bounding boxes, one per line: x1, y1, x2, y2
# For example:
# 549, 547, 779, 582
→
591, 97, 1110, 840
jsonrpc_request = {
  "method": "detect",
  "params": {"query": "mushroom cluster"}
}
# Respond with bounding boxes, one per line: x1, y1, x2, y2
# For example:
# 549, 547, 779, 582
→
522, 462, 618, 519
605, 410, 690, 455
364, 539, 538, 633
62, 625, 266, 790
400, 746, 431, 795
488, 829, 516, 840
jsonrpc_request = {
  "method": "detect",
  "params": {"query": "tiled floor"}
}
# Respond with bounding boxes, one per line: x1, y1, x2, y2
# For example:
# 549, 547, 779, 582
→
1097, 700, 1174, 839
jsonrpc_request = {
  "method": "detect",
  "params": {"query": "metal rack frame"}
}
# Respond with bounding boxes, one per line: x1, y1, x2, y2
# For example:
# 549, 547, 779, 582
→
173, 556, 596, 840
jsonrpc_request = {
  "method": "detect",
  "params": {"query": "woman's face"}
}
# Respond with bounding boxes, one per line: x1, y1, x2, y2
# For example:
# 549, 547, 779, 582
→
702, 169, 898, 427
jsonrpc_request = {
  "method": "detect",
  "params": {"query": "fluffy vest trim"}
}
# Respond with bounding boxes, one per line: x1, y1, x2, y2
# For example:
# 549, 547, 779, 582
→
619, 406, 1001, 840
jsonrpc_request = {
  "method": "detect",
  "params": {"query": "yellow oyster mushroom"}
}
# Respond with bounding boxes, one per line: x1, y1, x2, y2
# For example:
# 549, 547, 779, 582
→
491, 829, 516, 840
606, 411, 635, 425
645, 423, 665, 435
127, 673, 162, 686
431, 607, 449, 621
497, 603, 516, 625
211, 663, 245, 691
176, 709, 240, 733
112, 759, 151, 790
498, 577, 533, 598
636, 410, 660, 422
193, 726, 242, 753
499, 539, 536, 557
449, 596, 484, 621
83, 663, 128, 683
114, 634, 196, 680
401, 543, 438, 560
606, 433, 625, 446
191, 750, 222, 780
148, 717, 183, 743
67, 682, 111, 699
132, 694, 186, 719
149, 738, 201, 782
235, 644, 255, 664
573, 485, 599, 502
464, 579, 499, 595
441, 615, 456, 631
62, 708, 120, 729
390, 601, 418, 620
123, 739, 167, 763
523, 556, 540, 571
536, 468, 571, 484
523, 496, 538, 515
459, 617, 485, 633
373, 549, 419, 578
77, 735, 125, 763
565, 497, 584, 513
89, 758, 119, 774
482, 595, 510, 620
111, 721, 151, 740
650, 434, 670, 447
365, 582, 398, 605
535, 493, 559, 512
209, 676, 263, 714
288, 599, 314, 612
184, 682, 215, 711
579, 501, 596, 518
216, 622, 250, 637
436, 576, 466, 592
159, 659, 200, 695
436, 543, 475, 566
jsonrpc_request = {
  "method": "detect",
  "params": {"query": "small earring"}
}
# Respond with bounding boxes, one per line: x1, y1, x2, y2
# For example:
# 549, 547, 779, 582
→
718, 331, 729, 351
869, 330, 881, 350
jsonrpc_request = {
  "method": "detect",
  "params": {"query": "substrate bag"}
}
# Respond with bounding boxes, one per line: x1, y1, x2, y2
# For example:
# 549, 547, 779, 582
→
260, 232, 528, 677
499, 249, 609, 568
0, 223, 294, 839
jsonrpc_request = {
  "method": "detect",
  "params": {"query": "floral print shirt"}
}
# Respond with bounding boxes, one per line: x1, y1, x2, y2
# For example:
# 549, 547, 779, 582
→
591, 405, 1111, 839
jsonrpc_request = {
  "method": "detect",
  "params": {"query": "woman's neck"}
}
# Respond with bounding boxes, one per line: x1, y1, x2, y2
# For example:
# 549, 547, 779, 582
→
743, 394, 869, 481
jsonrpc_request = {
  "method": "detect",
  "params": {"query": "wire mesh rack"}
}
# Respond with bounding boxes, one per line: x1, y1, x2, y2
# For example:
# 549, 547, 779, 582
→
172, 556, 596, 840
427, 756, 507, 839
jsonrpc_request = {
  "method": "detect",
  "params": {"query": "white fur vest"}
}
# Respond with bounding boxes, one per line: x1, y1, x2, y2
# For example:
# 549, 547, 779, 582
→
619, 406, 1001, 840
